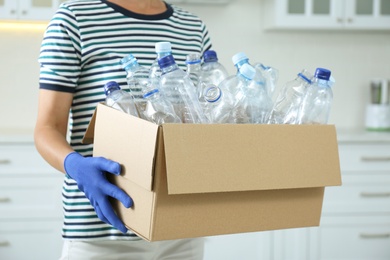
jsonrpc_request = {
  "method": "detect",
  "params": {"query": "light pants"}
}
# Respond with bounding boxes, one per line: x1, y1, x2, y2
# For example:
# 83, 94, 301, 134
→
59, 238, 204, 260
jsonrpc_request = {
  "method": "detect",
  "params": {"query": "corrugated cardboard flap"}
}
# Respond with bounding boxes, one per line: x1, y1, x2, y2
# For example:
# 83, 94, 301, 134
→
162, 124, 341, 195
82, 106, 98, 145
89, 104, 160, 191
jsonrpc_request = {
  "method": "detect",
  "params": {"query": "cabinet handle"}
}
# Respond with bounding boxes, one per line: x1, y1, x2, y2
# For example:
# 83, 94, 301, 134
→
22, 10, 28, 15
360, 233, 390, 239
337, 17, 343, 23
0, 197, 11, 203
360, 192, 390, 198
347, 18, 353, 23
360, 156, 390, 162
0, 240, 10, 247
0, 159, 11, 165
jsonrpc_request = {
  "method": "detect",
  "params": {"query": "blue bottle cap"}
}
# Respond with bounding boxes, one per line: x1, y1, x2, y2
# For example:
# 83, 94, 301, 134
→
315, 68, 331, 80
203, 50, 218, 63
104, 81, 121, 95
158, 54, 176, 69
232, 52, 248, 66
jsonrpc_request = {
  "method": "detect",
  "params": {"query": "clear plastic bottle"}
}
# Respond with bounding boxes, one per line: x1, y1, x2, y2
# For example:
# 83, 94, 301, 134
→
297, 68, 333, 125
232, 52, 279, 98
149, 41, 172, 84
104, 81, 140, 117
200, 50, 229, 87
218, 63, 256, 124
267, 69, 313, 124
186, 53, 202, 91
245, 76, 274, 124
232, 52, 266, 90
202, 85, 235, 123
141, 85, 182, 125
254, 63, 279, 98
232, 52, 273, 124
186, 53, 210, 111
120, 54, 151, 118
158, 54, 208, 124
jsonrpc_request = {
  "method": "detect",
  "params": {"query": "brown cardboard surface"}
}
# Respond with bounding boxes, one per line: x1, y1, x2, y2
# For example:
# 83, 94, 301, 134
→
93, 104, 159, 191
162, 123, 341, 194
84, 103, 342, 241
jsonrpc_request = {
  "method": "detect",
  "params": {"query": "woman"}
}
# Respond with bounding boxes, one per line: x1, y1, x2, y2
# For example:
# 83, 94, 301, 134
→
34, 0, 212, 258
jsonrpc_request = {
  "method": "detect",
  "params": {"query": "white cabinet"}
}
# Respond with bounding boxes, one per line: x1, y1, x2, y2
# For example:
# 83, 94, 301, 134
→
204, 132, 390, 260
312, 141, 390, 260
0, 140, 64, 260
204, 232, 273, 260
309, 216, 390, 260
167, 0, 233, 4
275, 140, 390, 260
0, 0, 65, 21
263, 0, 390, 30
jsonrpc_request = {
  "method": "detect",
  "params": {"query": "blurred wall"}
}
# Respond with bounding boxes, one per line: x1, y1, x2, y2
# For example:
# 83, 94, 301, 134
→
1, 0, 389, 131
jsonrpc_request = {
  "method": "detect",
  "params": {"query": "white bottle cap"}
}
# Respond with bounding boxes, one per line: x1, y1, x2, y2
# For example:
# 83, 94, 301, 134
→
155, 42, 172, 53
232, 52, 248, 65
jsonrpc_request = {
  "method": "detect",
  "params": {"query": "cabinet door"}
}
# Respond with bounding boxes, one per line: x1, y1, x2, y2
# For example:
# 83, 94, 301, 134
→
0, 220, 63, 260
0, 0, 18, 19
263, 0, 345, 29
322, 173, 390, 214
309, 216, 390, 260
273, 228, 310, 260
18, 0, 61, 21
263, 0, 390, 30
203, 232, 272, 260
0, 176, 63, 219
344, 0, 390, 29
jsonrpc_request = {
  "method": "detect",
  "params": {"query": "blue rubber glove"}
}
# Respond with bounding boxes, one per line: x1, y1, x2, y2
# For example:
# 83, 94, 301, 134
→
64, 152, 132, 233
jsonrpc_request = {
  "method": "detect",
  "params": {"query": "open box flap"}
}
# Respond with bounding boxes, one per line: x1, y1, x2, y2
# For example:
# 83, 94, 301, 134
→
88, 104, 159, 191
82, 107, 98, 145
162, 124, 341, 195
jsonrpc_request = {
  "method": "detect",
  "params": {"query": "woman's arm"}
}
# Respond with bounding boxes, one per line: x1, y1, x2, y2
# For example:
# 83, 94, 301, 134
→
34, 89, 74, 174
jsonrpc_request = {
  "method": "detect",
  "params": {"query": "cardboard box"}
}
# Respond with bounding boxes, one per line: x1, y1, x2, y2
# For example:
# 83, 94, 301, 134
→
83, 103, 341, 241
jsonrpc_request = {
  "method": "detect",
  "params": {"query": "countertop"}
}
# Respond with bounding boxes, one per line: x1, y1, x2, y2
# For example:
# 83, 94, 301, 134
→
0, 128, 35, 143
1, 127, 390, 143
336, 128, 390, 143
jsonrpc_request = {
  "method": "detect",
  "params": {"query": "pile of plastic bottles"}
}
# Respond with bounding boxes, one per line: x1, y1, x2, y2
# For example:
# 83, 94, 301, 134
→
104, 41, 335, 125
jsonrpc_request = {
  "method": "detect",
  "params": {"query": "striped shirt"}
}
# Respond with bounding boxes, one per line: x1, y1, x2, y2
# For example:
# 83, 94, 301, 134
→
38, 0, 212, 240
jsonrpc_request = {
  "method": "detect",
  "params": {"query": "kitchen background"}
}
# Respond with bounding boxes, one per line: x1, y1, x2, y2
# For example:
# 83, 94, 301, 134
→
1, 0, 390, 131
1, 0, 390, 260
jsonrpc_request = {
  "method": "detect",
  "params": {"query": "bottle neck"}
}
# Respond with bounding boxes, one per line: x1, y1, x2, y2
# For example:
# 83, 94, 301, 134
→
238, 73, 253, 83
161, 62, 179, 74
106, 88, 120, 96
313, 77, 330, 88
187, 63, 201, 72
157, 51, 172, 59
297, 70, 312, 84
124, 61, 141, 74
235, 59, 249, 70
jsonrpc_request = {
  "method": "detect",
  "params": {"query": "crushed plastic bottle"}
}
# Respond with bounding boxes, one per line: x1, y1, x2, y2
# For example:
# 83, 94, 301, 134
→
202, 85, 235, 123
158, 54, 208, 124
297, 68, 334, 125
267, 69, 313, 124
104, 81, 140, 117
218, 63, 256, 124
